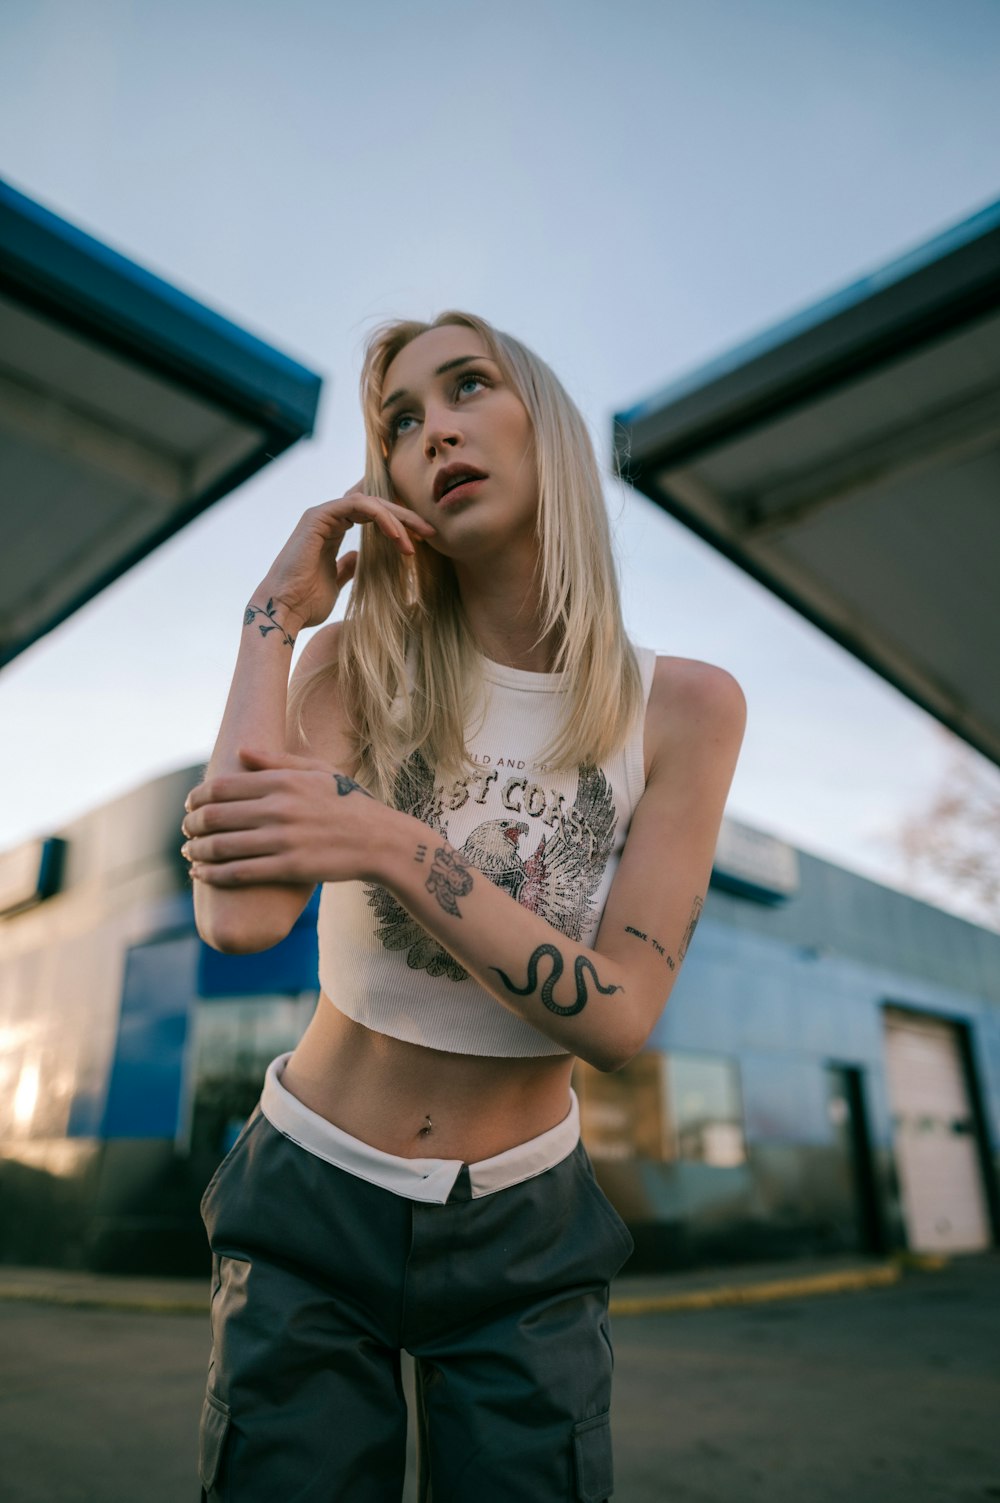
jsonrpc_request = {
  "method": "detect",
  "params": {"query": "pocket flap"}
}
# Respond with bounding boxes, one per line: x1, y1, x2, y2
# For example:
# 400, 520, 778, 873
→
199, 1390, 231, 1491
572, 1410, 614, 1501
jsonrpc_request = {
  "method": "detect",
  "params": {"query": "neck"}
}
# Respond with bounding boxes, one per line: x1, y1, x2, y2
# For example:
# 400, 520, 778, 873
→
452, 549, 561, 673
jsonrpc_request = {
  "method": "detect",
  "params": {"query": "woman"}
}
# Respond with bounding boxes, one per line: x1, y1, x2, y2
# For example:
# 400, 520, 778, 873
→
183, 311, 746, 1502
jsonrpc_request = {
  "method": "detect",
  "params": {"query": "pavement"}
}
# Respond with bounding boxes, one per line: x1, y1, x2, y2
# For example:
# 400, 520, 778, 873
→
0, 1246, 948, 1317
2, 1250, 996, 1502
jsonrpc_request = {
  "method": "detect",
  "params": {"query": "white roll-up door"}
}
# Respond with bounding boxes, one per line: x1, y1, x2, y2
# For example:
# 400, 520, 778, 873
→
883, 1008, 991, 1253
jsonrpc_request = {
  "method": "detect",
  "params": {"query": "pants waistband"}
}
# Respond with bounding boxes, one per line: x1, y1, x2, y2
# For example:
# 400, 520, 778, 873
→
260, 1052, 581, 1204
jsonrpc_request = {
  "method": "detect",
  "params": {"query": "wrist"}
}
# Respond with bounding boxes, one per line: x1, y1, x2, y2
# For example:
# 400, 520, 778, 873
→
370, 808, 426, 889
244, 591, 303, 645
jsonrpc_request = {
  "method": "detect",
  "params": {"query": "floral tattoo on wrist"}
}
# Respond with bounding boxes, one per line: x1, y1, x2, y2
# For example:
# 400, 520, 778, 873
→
244, 598, 296, 647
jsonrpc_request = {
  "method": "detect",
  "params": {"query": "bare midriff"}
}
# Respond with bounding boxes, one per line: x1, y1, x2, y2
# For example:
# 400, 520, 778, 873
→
281, 991, 577, 1162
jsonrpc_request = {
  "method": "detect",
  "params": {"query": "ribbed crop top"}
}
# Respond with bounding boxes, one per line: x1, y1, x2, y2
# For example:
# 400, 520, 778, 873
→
316, 645, 658, 1057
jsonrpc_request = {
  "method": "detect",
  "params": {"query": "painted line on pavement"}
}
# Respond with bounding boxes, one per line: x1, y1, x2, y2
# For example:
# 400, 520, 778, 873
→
609, 1259, 931, 1316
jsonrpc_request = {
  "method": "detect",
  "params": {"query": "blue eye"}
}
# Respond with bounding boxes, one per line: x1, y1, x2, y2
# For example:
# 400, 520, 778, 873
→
387, 370, 491, 441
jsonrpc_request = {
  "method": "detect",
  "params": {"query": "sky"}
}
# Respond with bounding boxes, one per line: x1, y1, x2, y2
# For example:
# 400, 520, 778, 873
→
1, 0, 999, 928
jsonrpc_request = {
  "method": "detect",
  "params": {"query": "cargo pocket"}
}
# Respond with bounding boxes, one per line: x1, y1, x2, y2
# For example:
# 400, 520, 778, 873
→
572, 1411, 614, 1502
198, 1389, 231, 1494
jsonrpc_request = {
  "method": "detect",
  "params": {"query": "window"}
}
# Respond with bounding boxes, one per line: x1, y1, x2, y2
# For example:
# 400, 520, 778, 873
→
182, 992, 316, 1157
576, 1050, 746, 1166
666, 1052, 746, 1167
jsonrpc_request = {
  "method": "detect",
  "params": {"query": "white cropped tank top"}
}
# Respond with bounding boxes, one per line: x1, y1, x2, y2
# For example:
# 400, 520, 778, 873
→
317, 645, 658, 1057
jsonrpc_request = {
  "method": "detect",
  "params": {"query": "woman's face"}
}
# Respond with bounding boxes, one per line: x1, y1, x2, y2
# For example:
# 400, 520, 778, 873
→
380, 325, 538, 563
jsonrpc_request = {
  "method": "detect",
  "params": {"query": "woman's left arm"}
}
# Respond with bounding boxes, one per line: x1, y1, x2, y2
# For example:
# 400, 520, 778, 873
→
374, 660, 746, 1069
187, 660, 745, 1072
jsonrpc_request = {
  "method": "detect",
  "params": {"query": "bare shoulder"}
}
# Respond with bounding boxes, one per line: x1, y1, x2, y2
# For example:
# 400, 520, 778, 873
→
643, 655, 746, 774
292, 618, 345, 676
286, 620, 354, 766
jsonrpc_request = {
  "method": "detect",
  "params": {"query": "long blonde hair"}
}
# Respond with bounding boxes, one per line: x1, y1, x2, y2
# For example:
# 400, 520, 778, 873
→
291, 311, 644, 799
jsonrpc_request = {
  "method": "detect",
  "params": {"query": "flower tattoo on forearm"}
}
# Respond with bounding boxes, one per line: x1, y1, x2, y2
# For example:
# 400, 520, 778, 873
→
425, 846, 474, 917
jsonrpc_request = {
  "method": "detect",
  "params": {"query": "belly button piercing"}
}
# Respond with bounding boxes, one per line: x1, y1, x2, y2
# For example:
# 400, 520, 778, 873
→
419, 1115, 433, 1136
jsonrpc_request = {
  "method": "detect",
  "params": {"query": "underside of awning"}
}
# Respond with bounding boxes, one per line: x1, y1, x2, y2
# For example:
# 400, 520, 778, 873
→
0, 179, 323, 667
614, 199, 1000, 768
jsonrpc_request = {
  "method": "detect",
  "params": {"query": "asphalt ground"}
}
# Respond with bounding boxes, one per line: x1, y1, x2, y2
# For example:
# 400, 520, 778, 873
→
1, 1252, 998, 1502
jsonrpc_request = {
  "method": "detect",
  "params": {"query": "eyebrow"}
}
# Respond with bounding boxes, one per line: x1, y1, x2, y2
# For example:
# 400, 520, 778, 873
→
380, 355, 496, 413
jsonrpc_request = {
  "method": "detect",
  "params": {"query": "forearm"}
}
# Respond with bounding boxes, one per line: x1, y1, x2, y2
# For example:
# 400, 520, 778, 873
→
205, 595, 300, 777
194, 596, 312, 951
375, 811, 643, 1071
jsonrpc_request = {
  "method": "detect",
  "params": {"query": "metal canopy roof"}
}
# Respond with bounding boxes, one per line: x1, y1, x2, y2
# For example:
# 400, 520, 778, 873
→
0, 179, 323, 667
614, 198, 1000, 768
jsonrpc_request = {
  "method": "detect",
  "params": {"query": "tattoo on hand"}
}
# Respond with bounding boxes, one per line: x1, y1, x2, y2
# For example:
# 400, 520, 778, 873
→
333, 774, 372, 799
414, 844, 428, 865
678, 895, 703, 962
243, 597, 296, 647
491, 944, 621, 1018
425, 846, 473, 917
625, 924, 674, 968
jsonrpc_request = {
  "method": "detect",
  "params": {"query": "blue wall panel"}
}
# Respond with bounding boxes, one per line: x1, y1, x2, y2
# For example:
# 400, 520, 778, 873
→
100, 932, 198, 1139
197, 889, 319, 998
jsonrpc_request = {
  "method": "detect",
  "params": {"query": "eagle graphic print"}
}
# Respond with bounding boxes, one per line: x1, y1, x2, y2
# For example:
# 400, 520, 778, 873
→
364, 750, 619, 980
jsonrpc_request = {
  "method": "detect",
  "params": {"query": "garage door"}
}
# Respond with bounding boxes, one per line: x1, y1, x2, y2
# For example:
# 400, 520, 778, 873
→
883, 1009, 991, 1253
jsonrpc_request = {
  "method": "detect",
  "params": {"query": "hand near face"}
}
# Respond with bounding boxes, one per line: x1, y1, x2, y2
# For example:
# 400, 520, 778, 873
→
257, 484, 436, 634
181, 748, 388, 888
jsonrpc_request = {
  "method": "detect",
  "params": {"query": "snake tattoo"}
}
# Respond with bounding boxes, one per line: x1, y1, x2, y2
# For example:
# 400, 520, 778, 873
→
490, 943, 622, 1017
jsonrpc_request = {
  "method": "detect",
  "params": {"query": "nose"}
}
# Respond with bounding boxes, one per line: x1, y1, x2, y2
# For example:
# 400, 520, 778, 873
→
423, 402, 461, 459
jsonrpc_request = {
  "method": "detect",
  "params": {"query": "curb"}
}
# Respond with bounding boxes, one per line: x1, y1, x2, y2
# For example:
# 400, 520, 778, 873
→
608, 1253, 947, 1317
0, 1253, 947, 1319
0, 1286, 207, 1315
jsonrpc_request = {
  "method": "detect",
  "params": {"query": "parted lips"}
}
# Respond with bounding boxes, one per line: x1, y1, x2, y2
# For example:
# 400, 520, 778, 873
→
433, 464, 488, 502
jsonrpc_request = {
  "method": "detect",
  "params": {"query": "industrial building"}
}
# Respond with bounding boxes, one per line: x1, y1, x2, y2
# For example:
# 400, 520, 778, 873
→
1, 183, 998, 1273
0, 764, 997, 1272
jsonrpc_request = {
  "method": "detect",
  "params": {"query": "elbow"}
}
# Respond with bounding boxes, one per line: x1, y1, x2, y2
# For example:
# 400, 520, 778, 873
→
195, 918, 283, 955
590, 1043, 642, 1075
584, 1028, 647, 1076
193, 894, 291, 955
584, 992, 663, 1073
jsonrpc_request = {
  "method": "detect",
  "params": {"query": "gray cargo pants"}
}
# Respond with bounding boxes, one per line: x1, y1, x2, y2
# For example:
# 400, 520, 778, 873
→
198, 1102, 633, 1501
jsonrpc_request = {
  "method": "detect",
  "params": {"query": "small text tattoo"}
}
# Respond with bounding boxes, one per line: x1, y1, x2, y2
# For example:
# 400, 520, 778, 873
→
414, 843, 428, 865
625, 924, 673, 966
333, 774, 372, 799
678, 895, 704, 962
491, 944, 622, 1018
243, 597, 295, 647
425, 846, 474, 918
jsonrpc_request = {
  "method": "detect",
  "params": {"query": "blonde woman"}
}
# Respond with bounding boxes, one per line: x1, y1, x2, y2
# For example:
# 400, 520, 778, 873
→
184, 312, 746, 1502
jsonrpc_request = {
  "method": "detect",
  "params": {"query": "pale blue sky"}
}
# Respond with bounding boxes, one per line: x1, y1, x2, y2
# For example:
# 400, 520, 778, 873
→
1, 0, 998, 925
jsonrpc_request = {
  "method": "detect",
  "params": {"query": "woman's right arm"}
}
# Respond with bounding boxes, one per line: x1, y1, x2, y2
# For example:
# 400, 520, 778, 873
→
189, 487, 434, 953
189, 601, 325, 953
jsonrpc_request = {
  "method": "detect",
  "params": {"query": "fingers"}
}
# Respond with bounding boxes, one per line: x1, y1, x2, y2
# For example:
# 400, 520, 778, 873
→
317, 491, 436, 550
182, 828, 282, 866
187, 778, 265, 813
237, 747, 330, 772
188, 856, 300, 887
336, 550, 359, 586
182, 797, 272, 840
